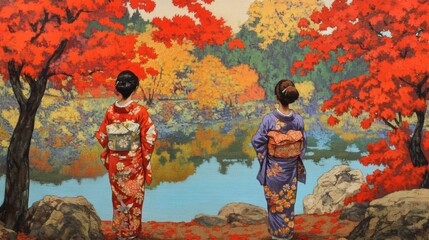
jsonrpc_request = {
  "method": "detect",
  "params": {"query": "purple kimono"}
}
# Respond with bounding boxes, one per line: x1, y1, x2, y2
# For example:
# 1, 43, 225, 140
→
252, 110, 307, 239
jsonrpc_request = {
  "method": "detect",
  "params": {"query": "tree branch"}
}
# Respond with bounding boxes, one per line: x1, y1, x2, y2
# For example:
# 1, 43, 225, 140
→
274, 9, 287, 27
30, 10, 49, 43
8, 60, 27, 107
368, 22, 383, 37
422, 87, 429, 98
416, 75, 429, 97
394, 112, 402, 128
382, 117, 398, 130
65, 8, 91, 23
26, 39, 68, 114
23, 74, 36, 89
398, 76, 416, 87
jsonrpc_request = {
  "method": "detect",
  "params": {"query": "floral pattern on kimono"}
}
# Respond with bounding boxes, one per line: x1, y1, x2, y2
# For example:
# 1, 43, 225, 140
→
251, 110, 307, 239
96, 101, 157, 238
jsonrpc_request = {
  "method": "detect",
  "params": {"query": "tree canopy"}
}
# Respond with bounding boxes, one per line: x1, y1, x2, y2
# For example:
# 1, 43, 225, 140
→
295, 0, 429, 201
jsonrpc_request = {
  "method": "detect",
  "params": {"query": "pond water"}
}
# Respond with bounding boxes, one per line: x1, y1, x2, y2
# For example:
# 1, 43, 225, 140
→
0, 131, 379, 222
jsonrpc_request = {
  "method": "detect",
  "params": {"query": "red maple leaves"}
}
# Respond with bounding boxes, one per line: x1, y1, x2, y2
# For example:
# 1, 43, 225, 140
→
0, 0, 235, 97
296, 0, 429, 203
151, 0, 232, 48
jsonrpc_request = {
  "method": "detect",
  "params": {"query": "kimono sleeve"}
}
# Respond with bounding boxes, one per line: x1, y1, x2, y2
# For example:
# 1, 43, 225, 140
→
138, 107, 158, 186
95, 109, 109, 148
251, 115, 271, 160
138, 107, 158, 159
297, 115, 307, 160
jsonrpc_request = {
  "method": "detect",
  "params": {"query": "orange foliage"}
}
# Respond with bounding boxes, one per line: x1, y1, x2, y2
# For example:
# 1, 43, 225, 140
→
29, 147, 54, 172
188, 126, 235, 157
51, 135, 74, 148
61, 145, 105, 179
229, 64, 265, 103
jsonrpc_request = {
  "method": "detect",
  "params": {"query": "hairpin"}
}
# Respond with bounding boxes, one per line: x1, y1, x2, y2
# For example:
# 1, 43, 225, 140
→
282, 86, 293, 94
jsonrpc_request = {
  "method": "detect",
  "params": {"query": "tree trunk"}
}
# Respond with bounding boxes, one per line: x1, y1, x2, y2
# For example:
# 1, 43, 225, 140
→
421, 170, 429, 189
407, 111, 429, 188
408, 111, 428, 167
0, 109, 36, 230
0, 40, 67, 231
0, 60, 45, 230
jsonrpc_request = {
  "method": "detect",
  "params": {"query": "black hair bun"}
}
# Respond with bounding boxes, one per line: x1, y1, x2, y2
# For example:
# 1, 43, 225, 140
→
115, 70, 139, 99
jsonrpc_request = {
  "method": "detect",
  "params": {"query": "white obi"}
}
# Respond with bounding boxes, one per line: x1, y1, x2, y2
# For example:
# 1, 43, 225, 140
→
106, 120, 140, 151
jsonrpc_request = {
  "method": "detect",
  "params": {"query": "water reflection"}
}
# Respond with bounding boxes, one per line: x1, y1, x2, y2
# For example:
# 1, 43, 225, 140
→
0, 122, 379, 221
0, 156, 378, 222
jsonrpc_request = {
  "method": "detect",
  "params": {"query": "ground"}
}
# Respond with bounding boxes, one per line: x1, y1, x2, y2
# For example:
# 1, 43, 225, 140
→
99, 212, 358, 240
13, 212, 357, 240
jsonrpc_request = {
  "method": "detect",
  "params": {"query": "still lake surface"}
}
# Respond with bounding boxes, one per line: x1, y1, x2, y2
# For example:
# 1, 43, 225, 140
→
0, 129, 379, 222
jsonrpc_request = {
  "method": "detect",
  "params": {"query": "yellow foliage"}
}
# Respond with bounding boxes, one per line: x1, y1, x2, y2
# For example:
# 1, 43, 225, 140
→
320, 114, 376, 141
0, 125, 10, 147
45, 88, 64, 97
150, 150, 196, 187
242, 129, 257, 159
1, 109, 18, 128
189, 55, 238, 109
188, 126, 236, 157
246, 0, 323, 48
49, 103, 81, 123
41, 96, 59, 107
295, 81, 315, 105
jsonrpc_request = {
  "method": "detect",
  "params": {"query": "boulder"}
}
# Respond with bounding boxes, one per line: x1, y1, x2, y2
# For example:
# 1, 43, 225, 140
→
348, 189, 429, 240
218, 202, 267, 225
340, 202, 369, 222
193, 214, 227, 227
23, 195, 104, 240
303, 165, 365, 214
0, 223, 16, 240
193, 202, 267, 227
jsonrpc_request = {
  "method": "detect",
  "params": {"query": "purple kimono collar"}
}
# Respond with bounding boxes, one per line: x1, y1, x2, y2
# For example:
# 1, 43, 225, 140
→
272, 109, 295, 122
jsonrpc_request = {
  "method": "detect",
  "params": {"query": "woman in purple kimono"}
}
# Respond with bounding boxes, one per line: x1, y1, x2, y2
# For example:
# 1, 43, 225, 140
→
252, 79, 306, 240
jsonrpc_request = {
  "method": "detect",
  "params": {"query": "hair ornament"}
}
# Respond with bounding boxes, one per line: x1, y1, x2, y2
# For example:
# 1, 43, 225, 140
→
282, 86, 293, 94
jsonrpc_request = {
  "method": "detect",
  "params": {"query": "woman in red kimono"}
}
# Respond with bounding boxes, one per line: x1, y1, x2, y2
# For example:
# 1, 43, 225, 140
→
96, 70, 157, 240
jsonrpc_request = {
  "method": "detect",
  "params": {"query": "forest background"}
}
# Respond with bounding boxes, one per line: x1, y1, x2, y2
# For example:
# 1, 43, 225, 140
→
0, 0, 369, 184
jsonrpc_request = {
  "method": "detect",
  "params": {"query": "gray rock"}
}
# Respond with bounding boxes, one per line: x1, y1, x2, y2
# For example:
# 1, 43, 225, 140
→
218, 202, 267, 225
348, 189, 429, 240
23, 195, 104, 240
303, 165, 365, 214
340, 202, 369, 222
193, 202, 268, 227
194, 214, 227, 227
0, 223, 16, 240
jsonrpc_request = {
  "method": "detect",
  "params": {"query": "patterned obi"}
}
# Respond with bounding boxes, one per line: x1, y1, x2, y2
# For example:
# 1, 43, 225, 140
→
106, 120, 141, 152
267, 130, 303, 158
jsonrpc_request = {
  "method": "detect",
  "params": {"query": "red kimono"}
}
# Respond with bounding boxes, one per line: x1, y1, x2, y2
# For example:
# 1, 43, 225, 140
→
96, 101, 157, 238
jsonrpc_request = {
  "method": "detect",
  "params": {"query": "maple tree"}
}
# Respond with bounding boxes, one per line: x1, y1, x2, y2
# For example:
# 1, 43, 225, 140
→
294, 0, 429, 201
245, 0, 323, 49
0, 0, 234, 230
